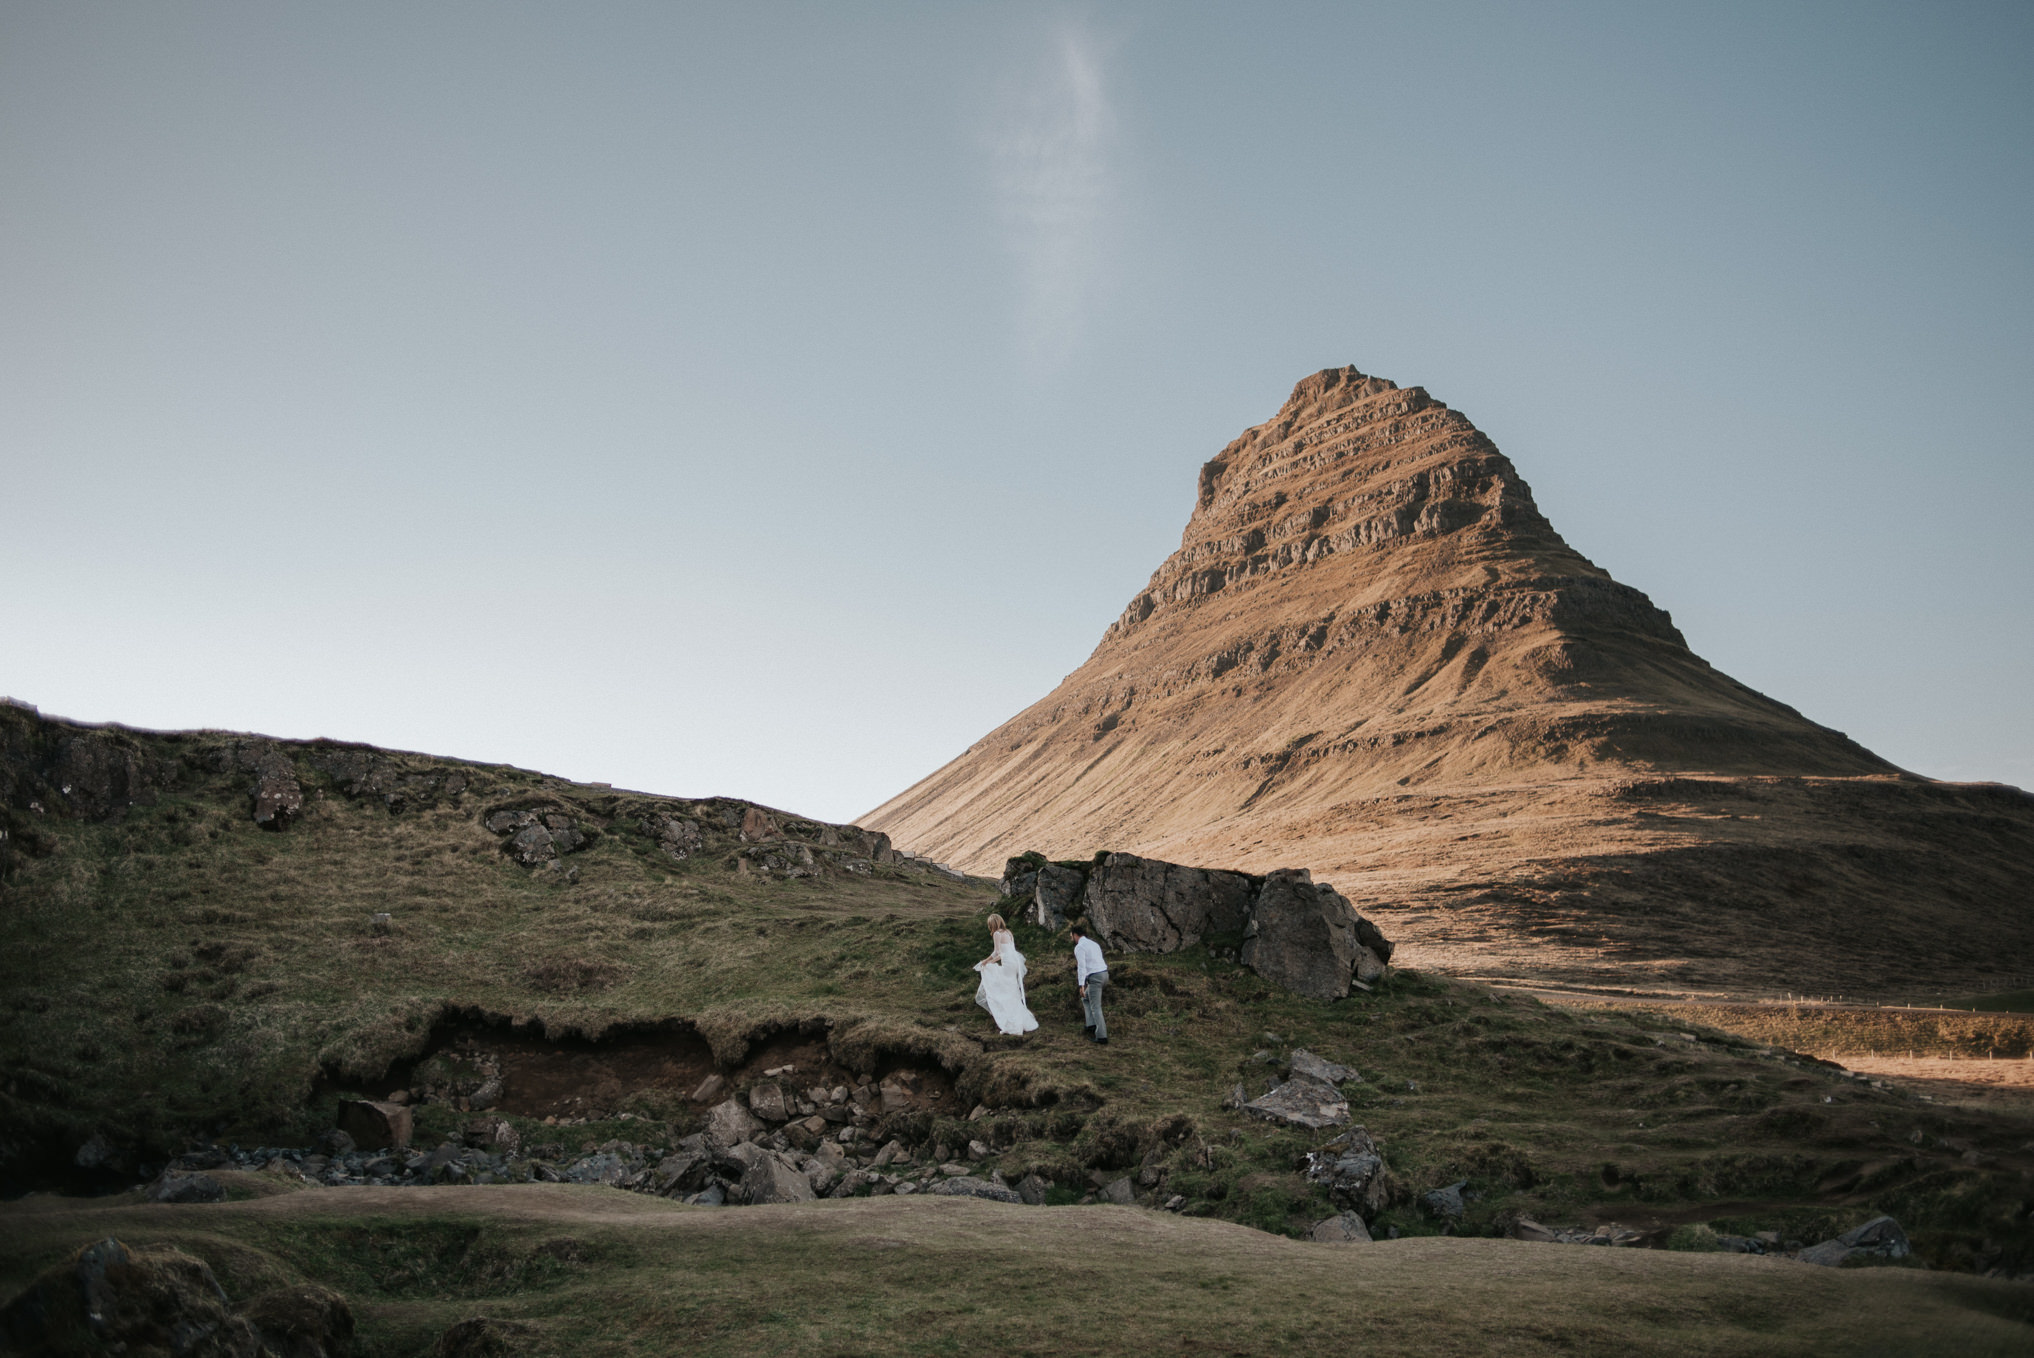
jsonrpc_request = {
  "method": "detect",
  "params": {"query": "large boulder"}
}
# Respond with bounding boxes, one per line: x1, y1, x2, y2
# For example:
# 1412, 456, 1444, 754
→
1799, 1215, 1911, 1267
1033, 864, 1086, 930
746, 1081, 790, 1123
145, 1170, 225, 1204
1241, 871, 1371, 1001
248, 746, 304, 831
1310, 1211, 1373, 1243
1303, 1127, 1389, 1214
925, 1176, 1023, 1203
740, 1154, 817, 1205
1243, 1075, 1349, 1130
1084, 854, 1255, 953
336, 1100, 413, 1151
993, 847, 1393, 1000
703, 1097, 765, 1149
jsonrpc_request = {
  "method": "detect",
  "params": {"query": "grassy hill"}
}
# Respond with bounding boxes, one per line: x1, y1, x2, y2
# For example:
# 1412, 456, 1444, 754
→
4, 703, 2033, 1351
5, 1188, 2033, 1358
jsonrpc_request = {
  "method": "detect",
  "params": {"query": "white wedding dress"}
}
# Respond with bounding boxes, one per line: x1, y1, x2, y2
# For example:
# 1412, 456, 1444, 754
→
974, 929, 1039, 1035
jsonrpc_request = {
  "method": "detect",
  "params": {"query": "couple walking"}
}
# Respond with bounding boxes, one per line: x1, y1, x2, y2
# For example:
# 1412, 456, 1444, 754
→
972, 913, 1109, 1043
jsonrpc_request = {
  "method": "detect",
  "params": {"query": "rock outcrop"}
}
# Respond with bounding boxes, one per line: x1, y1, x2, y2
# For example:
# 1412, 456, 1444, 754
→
866, 368, 2034, 996
998, 851, 1391, 1000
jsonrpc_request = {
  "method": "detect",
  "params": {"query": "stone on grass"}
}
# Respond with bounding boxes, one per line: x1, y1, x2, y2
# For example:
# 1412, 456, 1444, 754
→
1017, 1174, 1050, 1206
1303, 1127, 1389, 1215
1423, 1180, 1469, 1220
1289, 1049, 1362, 1085
1310, 1211, 1373, 1243
146, 1170, 226, 1204
1799, 1215, 1911, 1267
1100, 1177, 1136, 1205
927, 1176, 1023, 1203
1243, 1074, 1349, 1130
1508, 1217, 1559, 1243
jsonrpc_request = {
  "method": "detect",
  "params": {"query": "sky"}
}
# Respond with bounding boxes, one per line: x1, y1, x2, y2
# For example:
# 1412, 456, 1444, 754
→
3, 1, 2030, 823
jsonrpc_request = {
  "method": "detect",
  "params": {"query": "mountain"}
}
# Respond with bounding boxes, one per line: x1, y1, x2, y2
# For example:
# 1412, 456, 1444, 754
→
864, 369, 2034, 997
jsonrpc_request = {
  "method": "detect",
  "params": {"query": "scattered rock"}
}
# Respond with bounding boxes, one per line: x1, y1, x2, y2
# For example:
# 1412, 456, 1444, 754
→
704, 1097, 765, 1149
1162, 1194, 1186, 1211
463, 1118, 520, 1156
1508, 1217, 1559, 1243
73, 1133, 120, 1171
1799, 1215, 1911, 1267
146, 1170, 226, 1204
564, 1152, 629, 1186
1222, 1082, 1249, 1109
1310, 1211, 1373, 1243
249, 745, 304, 831
1017, 1174, 1050, 1206
1423, 1180, 1469, 1220
1243, 1074, 1350, 1130
1303, 1127, 1389, 1214
336, 1100, 413, 1151
741, 1154, 817, 1205
926, 1176, 1023, 1203
1099, 1177, 1136, 1205
746, 1082, 790, 1123
1289, 1049, 1362, 1085
689, 1073, 726, 1104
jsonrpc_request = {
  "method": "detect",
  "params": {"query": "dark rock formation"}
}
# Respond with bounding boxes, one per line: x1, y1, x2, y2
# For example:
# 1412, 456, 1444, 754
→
246, 745, 304, 831
998, 851, 1392, 1000
335, 1100, 412, 1151
0, 1238, 264, 1357
1304, 1127, 1389, 1215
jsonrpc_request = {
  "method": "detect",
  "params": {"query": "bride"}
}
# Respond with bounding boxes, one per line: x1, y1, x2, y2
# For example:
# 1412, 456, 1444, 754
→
973, 913, 1039, 1036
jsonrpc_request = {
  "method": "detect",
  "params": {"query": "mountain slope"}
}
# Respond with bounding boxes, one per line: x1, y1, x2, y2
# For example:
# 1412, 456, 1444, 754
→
865, 369, 2034, 996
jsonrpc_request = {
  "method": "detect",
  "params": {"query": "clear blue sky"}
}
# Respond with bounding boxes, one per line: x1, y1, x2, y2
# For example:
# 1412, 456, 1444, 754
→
4, 2, 2029, 822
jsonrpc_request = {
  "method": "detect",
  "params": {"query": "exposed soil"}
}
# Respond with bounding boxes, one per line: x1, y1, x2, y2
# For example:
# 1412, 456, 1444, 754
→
387, 1022, 959, 1124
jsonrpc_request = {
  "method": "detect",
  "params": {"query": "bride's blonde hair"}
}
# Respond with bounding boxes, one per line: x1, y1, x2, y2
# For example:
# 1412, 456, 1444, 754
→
986, 913, 1006, 931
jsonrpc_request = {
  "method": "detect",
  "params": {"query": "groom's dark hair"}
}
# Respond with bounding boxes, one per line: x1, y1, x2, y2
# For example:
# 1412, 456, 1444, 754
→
1069, 920, 1088, 937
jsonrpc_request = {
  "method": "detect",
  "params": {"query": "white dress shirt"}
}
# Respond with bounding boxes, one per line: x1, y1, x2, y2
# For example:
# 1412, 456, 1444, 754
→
1074, 936, 1106, 984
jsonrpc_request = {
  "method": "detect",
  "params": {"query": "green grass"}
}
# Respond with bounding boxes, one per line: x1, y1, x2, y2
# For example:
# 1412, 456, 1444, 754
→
3, 1189, 2032, 1357
4, 717, 2034, 1283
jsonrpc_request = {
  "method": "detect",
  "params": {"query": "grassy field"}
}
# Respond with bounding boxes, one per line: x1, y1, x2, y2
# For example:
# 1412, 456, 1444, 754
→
4, 1185, 2032, 1357
5, 713, 2034, 1291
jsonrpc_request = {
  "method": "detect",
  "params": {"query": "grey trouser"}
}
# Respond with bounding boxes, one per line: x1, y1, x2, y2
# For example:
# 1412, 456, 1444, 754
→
1081, 970, 1108, 1039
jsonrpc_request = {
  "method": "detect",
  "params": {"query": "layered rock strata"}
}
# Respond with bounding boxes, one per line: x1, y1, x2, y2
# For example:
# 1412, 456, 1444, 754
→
866, 370, 2034, 996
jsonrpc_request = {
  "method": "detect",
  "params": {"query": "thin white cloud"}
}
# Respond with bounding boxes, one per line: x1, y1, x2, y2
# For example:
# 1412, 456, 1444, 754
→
990, 23, 1115, 368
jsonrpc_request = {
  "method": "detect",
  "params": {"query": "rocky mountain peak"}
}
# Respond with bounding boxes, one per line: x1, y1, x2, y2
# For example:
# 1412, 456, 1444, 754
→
851, 368, 2016, 995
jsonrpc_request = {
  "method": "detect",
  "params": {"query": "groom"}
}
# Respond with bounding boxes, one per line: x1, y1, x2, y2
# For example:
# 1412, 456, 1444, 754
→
1070, 920, 1108, 1044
